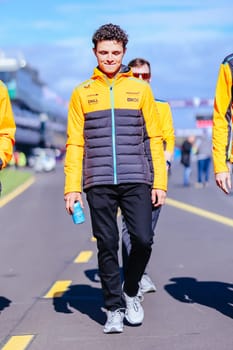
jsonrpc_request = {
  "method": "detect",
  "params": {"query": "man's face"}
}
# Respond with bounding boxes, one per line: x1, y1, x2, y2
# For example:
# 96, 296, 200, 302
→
131, 64, 151, 83
93, 40, 126, 78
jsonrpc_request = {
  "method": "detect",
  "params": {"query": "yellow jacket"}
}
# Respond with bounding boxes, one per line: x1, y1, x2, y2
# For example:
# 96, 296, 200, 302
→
64, 66, 167, 193
0, 81, 16, 168
156, 100, 175, 156
212, 54, 233, 173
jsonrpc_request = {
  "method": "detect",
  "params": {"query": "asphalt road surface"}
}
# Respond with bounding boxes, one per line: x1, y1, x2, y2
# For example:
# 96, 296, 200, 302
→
1, 162, 233, 350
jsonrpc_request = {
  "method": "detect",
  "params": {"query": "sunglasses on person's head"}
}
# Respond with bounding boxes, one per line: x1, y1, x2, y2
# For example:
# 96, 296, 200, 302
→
132, 72, 151, 80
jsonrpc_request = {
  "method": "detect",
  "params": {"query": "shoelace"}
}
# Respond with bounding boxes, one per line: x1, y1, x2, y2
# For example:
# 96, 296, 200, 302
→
127, 296, 142, 311
109, 308, 125, 321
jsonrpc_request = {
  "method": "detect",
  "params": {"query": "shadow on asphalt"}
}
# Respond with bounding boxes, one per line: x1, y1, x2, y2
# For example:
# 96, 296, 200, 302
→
53, 284, 105, 325
84, 268, 124, 284
164, 277, 233, 319
0, 296, 11, 314
84, 268, 101, 283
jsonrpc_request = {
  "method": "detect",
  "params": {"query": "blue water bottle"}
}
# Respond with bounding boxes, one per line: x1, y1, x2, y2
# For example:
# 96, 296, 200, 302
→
72, 202, 85, 224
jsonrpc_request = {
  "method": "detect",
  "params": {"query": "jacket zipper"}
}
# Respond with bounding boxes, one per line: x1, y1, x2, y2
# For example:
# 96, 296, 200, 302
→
109, 85, 117, 184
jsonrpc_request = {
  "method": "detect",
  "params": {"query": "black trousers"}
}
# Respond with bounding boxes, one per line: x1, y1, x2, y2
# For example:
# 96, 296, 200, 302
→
122, 205, 162, 277
86, 183, 154, 311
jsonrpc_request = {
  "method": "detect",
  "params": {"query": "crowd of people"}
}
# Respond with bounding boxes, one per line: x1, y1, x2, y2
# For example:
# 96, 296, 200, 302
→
180, 130, 212, 188
1, 22, 233, 335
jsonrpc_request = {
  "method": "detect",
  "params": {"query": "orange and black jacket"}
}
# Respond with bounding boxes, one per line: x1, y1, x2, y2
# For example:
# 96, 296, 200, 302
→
212, 53, 233, 173
64, 66, 167, 194
0, 81, 16, 169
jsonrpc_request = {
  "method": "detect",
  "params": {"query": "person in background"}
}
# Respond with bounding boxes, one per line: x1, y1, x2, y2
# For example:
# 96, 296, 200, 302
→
194, 129, 212, 188
180, 135, 195, 187
0, 81, 16, 193
121, 58, 175, 296
212, 53, 233, 194
64, 24, 167, 334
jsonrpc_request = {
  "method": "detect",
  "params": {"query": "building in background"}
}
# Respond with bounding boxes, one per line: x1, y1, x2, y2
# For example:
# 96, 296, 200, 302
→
0, 51, 67, 157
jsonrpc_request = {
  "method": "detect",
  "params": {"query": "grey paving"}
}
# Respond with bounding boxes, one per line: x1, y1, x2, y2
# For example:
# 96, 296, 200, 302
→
1, 161, 233, 349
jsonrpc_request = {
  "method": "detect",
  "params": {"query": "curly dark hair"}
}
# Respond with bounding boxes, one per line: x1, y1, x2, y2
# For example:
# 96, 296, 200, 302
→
92, 23, 128, 48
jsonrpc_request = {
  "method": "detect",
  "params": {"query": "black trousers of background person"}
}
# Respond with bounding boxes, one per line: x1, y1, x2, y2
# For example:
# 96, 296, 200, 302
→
86, 183, 154, 311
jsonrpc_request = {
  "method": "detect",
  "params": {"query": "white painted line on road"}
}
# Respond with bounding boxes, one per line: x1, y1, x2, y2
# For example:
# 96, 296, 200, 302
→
0, 177, 35, 208
43, 280, 72, 298
74, 250, 93, 263
2, 335, 35, 350
167, 197, 233, 227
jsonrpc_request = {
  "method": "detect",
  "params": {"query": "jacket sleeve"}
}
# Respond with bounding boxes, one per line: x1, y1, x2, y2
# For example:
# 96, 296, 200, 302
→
64, 88, 84, 194
159, 102, 175, 155
0, 83, 16, 169
212, 62, 233, 173
142, 85, 167, 191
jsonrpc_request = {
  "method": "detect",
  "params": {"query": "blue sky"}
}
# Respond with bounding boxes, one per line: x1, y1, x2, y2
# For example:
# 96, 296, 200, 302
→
0, 0, 233, 128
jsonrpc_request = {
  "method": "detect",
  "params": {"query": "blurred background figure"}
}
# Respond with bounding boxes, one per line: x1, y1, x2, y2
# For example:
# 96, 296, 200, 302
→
121, 57, 175, 296
180, 135, 195, 186
194, 129, 212, 188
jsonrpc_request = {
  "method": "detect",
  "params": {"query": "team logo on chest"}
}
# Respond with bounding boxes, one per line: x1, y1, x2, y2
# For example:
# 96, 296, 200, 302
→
87, 94, 98, 105
88, 98, 98, 104
127, 97, 139, 102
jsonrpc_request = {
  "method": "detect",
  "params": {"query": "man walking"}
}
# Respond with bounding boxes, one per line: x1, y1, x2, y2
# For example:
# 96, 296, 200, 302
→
121, 58, 175, 295
0, 81, 16, 193
64, 24, 167, 333
212, 53, 233, 194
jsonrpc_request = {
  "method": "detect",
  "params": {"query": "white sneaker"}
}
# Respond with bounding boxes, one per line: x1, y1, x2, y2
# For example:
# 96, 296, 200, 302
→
124, 292, 144, 325
139, 274, 157, 294
103, 309, 125, 334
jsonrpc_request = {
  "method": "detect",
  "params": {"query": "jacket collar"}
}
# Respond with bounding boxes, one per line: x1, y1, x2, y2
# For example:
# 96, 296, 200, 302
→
91, 65, 132, 80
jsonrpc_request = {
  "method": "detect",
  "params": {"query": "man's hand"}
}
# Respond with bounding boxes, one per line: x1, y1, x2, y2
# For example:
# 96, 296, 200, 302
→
64, 192, 83, 214
151, 189, 166, 207
215, 172, 231, 194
